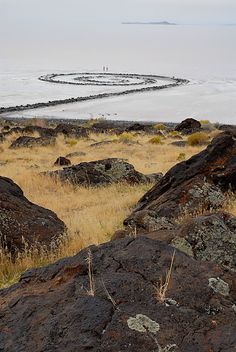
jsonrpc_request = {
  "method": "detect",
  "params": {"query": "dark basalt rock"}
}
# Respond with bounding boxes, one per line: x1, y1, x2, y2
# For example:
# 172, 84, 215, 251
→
0, 237, 235, 352
172, 212, 236, 271
0, 176, 66, 253
145, 172, 163, 183
2, 125, 10, 132
65, 151, 86, 158
90, 120, 122, 134
54, 123, 89, 138
170, 140, 187, 147
124, 131, 236, 231
46, 158, 158, 186
23, 125, 56, 138
120, 212, 236, 271
112, 212, 176, 240
219, 124, 236, 132
10, 136, 55, 149
175, 118, 201, 135
54, 156, 71, 166
2, 126, 23, 137
0, 133, 5, 143
10, 126, 23, 134
90, 140, 114, 148
125, 123, 154, 133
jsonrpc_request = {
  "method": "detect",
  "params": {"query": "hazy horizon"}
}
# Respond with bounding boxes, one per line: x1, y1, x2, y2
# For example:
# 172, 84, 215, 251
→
1, 0, 236, 28
1, 0, 236, 124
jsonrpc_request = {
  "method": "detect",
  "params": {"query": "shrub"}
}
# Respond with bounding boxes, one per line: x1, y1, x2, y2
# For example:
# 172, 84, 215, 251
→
66, 139, 78, 147
169, 130, 180, 137
118, 132, 134, 143
148, 136, 164, 145
177, 153, 186, 161
154, 123, 166, 130
200, 120, 210, 125
187, 132, 209, 146
83, 117, 106, 128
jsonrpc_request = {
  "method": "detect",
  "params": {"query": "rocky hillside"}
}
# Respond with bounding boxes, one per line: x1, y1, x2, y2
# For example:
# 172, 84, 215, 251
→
0, 118, 235, 351
0, 237, 235, 351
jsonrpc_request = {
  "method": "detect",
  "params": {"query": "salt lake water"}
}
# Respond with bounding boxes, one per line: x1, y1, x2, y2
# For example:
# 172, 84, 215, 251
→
0, 24, 236, 123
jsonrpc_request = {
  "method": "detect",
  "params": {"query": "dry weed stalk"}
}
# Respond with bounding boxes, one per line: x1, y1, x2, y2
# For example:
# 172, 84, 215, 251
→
155, 250, 176, 303
101, 279, 120, 311
86, 249, 96, 296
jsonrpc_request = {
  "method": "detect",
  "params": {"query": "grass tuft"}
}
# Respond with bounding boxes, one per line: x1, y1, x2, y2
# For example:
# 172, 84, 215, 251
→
187, 132, 209, 146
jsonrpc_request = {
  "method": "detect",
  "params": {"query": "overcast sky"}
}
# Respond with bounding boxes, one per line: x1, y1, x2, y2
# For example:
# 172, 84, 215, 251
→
0, 0, 236, 27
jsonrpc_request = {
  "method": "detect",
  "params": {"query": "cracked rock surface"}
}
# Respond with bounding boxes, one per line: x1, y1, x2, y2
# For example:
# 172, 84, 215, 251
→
46, 158, 161, 186
0, 237, 236, 352
0, 176, 66, 253
124, 131, 236, 230
10, 135, 56, 149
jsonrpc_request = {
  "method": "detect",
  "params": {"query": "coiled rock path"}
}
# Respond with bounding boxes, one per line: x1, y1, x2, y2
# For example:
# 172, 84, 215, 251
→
0, 72, 189, 114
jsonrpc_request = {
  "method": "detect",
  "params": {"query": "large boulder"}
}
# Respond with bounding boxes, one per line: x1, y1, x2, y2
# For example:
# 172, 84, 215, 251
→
54, 123, 89, 138
120, 212, 236, 271
0, 237, 235, 352
54, 156, 71, 166
23, 125, 56, 138
10, 136, 55, 149
124, 131, 236, 232
125, 123, 155, 133
2, 126, 23, 137
0, 176, 66, 253
175, 118, 201, 135
90, 120, 121, 133
172, 212, 236, 271
46, 158, 162, 186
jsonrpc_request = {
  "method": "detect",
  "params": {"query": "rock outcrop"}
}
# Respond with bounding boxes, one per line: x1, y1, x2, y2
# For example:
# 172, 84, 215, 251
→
10, 136, 55, 149
0, 134, 5, 143
0, 176, 66, 253
54, 124, 89, 138
90, 120, 122, 134
46, 158, 162, 186
125, 123, 155, 133
124, 131, 236, 232
172, 212, 236, 271
23, 125, 56, 138
118, 212, 236, 271
0, 237, 235, 352
175, 118, 201, 135
54, 156, 71, 166
65, 151, 86, 158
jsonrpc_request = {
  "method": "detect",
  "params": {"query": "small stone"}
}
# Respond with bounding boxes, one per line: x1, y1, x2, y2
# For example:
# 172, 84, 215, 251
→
165, 298, 178, 307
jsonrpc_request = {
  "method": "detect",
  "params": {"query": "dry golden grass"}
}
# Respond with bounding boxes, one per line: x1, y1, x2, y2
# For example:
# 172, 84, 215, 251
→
155, 249, 176, 303
0, 129, 234, 288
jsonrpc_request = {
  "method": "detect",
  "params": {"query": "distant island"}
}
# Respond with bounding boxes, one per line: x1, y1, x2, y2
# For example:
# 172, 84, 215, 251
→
122, 21, 176, 25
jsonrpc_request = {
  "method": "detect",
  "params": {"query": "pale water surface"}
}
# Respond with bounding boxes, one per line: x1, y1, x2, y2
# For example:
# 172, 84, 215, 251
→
0, 24, 236, 123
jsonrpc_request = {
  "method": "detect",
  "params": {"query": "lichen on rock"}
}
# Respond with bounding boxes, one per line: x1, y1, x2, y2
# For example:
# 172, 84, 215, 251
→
127, 314, 160, 334
208, 277, 230, 296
